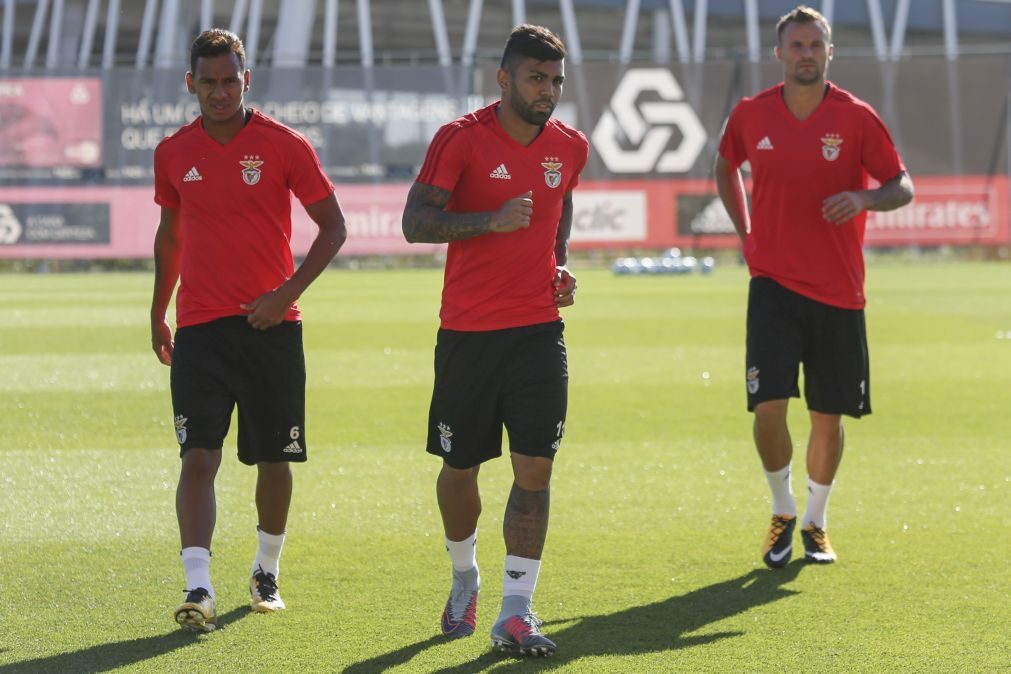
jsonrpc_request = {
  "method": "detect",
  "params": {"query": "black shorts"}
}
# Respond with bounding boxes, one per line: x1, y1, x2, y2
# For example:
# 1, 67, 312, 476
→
170, 316, 307, 465
746, 277, 871, 418
426, 321, 568, 469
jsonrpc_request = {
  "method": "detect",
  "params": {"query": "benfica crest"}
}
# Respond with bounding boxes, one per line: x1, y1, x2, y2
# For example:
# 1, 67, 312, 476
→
746, 366, 760, 395
541, 157, 563, 189
437, 422, 453, 453
174, 414, 188, 445
820, 134, 843, 161
239, 156, 264, 185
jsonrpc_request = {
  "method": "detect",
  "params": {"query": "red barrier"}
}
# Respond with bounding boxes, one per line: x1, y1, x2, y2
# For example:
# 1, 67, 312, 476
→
0, 176, 1007, 258
569, 176, 1010, 250
0, 184, 438, 258
864, 176, 1008, 246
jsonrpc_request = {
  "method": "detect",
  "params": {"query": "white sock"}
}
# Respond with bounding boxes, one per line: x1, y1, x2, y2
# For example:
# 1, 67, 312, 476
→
803, 478, 834, 529
502, 555, 541, 600
446, 532, 478, 572
181, 547, 213, 598
764, 464, 796, 517
252, 528, 286, 579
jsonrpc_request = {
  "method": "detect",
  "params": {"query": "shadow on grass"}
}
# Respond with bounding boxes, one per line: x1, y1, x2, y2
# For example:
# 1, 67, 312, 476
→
340, 635, 448, 673
0, 606, 252, 673
345, 562, 804, 673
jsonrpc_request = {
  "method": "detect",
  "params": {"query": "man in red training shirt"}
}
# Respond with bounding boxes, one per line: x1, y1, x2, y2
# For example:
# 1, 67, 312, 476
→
402, 24, 588, 657
150, 29, 346, 632
715, 5, 913, 569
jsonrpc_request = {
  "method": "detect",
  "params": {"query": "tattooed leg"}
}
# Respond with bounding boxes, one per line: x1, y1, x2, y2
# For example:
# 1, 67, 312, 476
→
504, 455, 553, 559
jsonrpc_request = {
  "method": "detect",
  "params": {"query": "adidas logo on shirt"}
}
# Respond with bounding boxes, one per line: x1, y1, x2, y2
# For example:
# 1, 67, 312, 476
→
756, 136, 774, 150
281, 441, 303, 454
489, 163, 512, 179
183, 166, 203, 182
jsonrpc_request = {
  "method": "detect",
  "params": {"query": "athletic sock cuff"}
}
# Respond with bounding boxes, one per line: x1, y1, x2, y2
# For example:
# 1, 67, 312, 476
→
446, 531, 478, 572
181, 546, 211, 562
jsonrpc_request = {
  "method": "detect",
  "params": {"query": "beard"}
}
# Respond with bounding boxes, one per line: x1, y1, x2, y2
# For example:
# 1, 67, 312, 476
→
792, 63, 824, 85
510, 88, 555, 126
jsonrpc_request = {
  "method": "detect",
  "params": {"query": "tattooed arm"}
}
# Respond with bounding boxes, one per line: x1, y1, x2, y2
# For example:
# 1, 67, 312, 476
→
402, 181, 534, 243
822, 171, 914, 225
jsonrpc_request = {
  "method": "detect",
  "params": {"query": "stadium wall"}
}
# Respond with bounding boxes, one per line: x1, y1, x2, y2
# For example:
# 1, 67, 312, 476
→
0, 175, 1006, 258
1, 57, 1008, 257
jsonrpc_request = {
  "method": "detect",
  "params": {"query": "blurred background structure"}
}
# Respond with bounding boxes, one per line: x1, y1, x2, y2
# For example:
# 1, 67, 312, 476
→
0, 0, 1008, 259
4, 0, 1011, 68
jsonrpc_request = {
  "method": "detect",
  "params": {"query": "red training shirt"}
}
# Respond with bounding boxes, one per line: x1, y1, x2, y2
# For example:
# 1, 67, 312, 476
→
416, 102, 589, 331
719, 82, 905, 309
154, 109, 335, 328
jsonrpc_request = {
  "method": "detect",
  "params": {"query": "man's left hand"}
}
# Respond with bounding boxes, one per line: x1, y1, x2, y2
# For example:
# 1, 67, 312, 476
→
822, 190, 868, 225
553, 267, 577, 308
241, 288, 294, 330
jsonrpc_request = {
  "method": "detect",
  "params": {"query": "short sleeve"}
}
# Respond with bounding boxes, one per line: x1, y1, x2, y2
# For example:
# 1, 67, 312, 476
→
859, 107, 905, 184
416, 123, 469, 192
718, 105, 747, 170
153, 142, 180, 208
568, 131, 590, 192
286, 133, 336, 206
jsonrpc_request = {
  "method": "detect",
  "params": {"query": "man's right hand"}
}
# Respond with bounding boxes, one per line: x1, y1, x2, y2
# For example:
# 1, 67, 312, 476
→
489, 191, 533, 233
152, 318, 174, 366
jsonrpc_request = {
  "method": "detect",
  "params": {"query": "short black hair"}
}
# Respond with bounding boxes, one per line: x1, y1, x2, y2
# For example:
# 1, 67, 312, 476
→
190, 28, 246, 75
500, 24, 566, 72
776, 5, 832, 44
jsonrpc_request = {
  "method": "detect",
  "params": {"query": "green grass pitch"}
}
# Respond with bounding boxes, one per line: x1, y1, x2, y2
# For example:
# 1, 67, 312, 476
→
0, 261, 1008, 672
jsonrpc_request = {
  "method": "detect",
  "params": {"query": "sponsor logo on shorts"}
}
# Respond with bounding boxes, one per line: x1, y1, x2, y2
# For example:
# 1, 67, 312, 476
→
747, 366, 760, 395
282, 441, 303, 454
437, 422, 453, 453
551, 419, 565, 451
174, 414, 188, 445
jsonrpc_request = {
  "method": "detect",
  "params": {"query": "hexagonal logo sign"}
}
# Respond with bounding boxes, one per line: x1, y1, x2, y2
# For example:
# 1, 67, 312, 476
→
591, 68, 707, 174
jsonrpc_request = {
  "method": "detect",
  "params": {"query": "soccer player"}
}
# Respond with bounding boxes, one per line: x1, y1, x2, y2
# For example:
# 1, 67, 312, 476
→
715, 5, 913, 568
402, 25, 588, 656
150, 29, 346, 632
